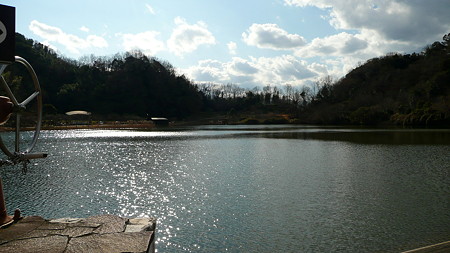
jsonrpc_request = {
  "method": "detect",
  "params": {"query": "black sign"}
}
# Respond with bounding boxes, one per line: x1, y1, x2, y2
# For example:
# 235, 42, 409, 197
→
0, 4, 15, 64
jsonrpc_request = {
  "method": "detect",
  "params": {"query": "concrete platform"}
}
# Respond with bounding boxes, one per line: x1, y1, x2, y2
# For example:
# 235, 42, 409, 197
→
0, 214, 156, 253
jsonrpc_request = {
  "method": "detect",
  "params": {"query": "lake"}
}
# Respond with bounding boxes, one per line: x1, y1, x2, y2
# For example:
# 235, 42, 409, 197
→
1, 125, 449, 252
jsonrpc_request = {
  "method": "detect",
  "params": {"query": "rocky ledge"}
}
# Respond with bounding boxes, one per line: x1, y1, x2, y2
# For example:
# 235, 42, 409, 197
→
0, 214, 156, 253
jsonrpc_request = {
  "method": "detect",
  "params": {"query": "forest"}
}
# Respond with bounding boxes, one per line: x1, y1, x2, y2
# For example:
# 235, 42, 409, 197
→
1, 32, 449, 126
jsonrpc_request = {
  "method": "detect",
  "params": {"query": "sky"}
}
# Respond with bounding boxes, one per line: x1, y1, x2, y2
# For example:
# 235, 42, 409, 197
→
3, 0, 450, 89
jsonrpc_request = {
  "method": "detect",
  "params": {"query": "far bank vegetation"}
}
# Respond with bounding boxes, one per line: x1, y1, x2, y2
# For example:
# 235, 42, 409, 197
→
2, 33, 449, 127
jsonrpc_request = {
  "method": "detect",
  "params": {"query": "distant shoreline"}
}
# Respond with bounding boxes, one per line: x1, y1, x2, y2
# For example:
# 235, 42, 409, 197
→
0, 122, 156, 132
42, 123, 157, 130
1, 117, 448, 132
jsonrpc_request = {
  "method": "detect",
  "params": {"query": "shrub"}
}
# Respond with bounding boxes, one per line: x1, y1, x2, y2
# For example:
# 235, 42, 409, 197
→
349, 106, 389, 125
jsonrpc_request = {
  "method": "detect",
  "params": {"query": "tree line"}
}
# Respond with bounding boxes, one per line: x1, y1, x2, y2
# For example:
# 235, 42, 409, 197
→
2, 32, 449, 126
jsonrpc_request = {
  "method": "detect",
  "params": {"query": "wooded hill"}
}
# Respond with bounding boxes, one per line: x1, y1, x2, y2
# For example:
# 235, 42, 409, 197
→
7, 33, 203, 120
2, 33, 449, 126
301, 33, 450, 126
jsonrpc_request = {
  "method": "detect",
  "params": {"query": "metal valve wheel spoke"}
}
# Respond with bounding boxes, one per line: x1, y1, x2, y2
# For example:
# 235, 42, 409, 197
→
0, 56, 43, 161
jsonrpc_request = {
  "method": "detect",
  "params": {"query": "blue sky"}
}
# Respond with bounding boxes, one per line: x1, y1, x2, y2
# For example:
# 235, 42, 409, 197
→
3, 0, 450, 88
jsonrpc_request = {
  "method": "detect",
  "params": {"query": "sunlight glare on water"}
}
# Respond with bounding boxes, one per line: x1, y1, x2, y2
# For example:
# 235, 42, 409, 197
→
51, 129, 192, 139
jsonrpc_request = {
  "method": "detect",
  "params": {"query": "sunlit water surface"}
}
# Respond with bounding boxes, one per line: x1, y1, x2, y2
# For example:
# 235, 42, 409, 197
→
1, 125, 449, 252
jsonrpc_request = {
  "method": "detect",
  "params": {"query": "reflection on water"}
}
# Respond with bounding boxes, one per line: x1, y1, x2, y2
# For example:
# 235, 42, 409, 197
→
257, 129, 450, 145
1, 126, 449, 252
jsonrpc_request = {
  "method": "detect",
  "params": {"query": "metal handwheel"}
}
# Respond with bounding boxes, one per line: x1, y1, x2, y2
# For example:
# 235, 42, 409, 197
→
0, 56, 46, 165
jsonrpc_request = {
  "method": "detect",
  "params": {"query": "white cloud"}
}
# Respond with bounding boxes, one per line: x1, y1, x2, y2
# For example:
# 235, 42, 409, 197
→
80, 26, 90, 33
29, 20, 62, 42
227, 41, 237, 55
145, 4, 156, 15
285, 0, 450, 45
296, 32, 368, 57
87, 35, 108, 48
294, 29, 419, 77
167, 17, 216, 56
228, 57, 258, 76
119, 31, 165, 55
242, 23, 306, 50
29, 20, 108, 54
186, 59, 228, 83
310, 62, 328, 74
252, 55, 316, 85
183, 55, 320, 88
281, 1, 450, 79
198, 59, 224, 69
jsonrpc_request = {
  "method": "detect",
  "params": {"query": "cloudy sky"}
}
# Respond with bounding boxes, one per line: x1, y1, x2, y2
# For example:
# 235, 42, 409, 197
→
4, 0, 450, 88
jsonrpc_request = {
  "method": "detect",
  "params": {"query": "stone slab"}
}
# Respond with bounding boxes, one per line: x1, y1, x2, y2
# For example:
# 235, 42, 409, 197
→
50, 217, 101, 228
59, 226, 96, 238
0, 214, 156, 253
37, 222, 67, 230
126, 217, 157, 233
86, 214, 127, 234
0, 216, 45, 244
49, 218, 84, 223
0, 235, 68, 253
65, 231, 153, 253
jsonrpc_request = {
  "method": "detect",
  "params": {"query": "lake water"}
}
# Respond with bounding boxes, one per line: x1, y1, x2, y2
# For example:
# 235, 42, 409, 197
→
1, 125, 449, 252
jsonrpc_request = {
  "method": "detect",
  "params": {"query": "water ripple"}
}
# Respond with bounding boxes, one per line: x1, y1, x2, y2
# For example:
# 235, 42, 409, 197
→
1, 127, 449, 252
